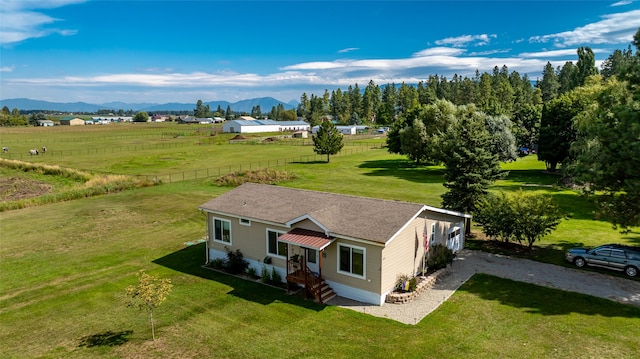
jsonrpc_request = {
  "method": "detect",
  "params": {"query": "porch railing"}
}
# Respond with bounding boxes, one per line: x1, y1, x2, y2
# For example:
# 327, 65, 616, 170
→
286, 262, 323, 303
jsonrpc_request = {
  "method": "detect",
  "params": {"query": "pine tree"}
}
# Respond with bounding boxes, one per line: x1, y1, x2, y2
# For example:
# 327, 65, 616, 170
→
312, 121, 344, 162
438, 110, 506, 214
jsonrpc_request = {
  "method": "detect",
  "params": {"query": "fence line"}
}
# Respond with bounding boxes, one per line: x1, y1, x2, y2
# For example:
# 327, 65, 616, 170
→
0, 133, 166, 145
0, 139, 380, 160
1, 139, 384, 184
132, 144, 383, 184
0, 140, 212, 159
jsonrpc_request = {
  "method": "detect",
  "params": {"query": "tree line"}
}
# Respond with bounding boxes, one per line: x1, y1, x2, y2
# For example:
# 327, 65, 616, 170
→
193, 100, 298, 121
306, 28, 640, 236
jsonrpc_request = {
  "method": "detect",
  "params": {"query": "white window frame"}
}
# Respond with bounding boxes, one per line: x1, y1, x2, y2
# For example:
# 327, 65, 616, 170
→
448, 226, 461, 251
337, 243, 366, 279
430, 223, 436, 244
239, 218, 251, 226
266, 228, 287, 258
212, 217, 232, 244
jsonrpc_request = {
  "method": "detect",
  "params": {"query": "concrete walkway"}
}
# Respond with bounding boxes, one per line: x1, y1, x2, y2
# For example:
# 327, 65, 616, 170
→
327, 249, 640, 325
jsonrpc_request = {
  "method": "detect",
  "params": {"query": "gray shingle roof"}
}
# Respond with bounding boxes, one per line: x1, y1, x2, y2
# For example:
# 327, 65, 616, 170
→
199, 183, 428, 244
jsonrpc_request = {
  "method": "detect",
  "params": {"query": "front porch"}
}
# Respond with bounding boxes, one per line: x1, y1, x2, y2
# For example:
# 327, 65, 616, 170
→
279, 228, 336, 303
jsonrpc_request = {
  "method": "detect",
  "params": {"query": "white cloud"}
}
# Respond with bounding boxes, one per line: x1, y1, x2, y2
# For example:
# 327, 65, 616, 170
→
338, 47, 359, 53
0, 65, 15, 72
611, 0, 634, 6
529, 9, 640, 47
468, 49, 511, 56
7, 48, 554, 95
519, 49, 584, 58
412, 47, 466, 57
520, 48, 610, 58
435, 34, 496, 47
0, 0, 85, 46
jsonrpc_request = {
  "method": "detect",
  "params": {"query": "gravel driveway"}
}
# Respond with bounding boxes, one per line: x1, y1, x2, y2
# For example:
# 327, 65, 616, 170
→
328, 249, 640, 325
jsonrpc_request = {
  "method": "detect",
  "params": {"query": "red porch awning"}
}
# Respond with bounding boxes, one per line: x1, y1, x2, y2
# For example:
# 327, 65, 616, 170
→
278, 228, 333, 251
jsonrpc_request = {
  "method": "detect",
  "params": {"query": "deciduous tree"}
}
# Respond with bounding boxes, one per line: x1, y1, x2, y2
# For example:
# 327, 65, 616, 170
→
125, 271, 172, 341
571, 59, 640, 231
537, 93, 582, 172
399, 119, 429, 165
511, 190, 564, 249
133, 111, 149, 122
475, 190, 564, 249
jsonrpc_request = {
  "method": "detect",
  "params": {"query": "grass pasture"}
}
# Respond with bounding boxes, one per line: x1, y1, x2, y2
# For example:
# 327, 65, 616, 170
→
1, 124, 639, 358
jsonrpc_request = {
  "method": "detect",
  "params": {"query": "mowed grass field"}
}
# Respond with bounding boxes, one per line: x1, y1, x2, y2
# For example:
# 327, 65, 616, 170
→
1, 123, 639, 358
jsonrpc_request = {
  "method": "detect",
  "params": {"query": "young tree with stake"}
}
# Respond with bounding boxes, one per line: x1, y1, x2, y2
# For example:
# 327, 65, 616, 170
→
125, 271, 172, 341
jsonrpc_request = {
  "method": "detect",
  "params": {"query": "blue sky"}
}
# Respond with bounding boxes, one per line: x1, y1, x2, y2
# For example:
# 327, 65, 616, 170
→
1, 0, 639, 105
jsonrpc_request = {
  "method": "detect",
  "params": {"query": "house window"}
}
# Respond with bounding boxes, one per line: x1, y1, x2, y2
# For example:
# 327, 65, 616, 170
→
267, 230, 286, 257
213, 218, 231, 244
430, 223, 436, 243
448, 226, 461, 251
239, 218, 251, 226
338, 244, 365, 278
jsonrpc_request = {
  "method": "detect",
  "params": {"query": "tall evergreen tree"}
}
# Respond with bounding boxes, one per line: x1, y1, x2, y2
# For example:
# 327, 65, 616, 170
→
437, 110, 506, 214
312, 121, 344, 163
194, 100, 206, 117
601, 46, 634, 79
575, 46, 598, 87
397, 82, 419, 115
349, 83, 362, 119
558, 61, 578, 94
538, 62, 560, 102
225, 105, 233, 120
362, 80, 381, 122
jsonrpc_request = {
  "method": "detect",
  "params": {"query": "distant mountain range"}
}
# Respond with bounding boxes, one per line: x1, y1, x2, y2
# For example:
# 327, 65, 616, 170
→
0, 97, 298, 113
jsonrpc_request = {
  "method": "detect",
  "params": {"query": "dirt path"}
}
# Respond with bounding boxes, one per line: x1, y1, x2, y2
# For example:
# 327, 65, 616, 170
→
329, 249, 640, 325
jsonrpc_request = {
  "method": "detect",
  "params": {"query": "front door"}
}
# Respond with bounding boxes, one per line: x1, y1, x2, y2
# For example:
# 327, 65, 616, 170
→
305, 248, 320, 275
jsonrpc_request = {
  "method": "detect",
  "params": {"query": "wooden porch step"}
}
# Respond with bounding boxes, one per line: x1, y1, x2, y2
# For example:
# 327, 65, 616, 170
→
311, 281, 336, 303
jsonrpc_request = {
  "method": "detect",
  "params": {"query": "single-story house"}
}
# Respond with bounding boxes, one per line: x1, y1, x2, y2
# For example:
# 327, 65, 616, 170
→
36, 119, 54, 127
59, 117, 85, 126
198, 183, 471, 305
151, 115, 169, 122
178, 116, 200, 124
223, 119, 282, 133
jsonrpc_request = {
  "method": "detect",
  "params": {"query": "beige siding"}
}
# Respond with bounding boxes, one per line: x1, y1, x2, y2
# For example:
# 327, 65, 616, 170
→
292, 218, 325, 233
426, 212, 465, 247
321, 238, 383, 294
380, 211, 467, 294
380, 217, 424, 293
207, 213, 289, 267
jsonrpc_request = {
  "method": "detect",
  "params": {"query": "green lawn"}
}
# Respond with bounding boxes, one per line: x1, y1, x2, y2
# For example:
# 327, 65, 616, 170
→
1, 125, 639, 358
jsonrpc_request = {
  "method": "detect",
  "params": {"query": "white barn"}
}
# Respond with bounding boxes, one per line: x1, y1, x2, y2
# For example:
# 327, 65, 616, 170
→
223, 119, 281, 133
223, 119, 310, 134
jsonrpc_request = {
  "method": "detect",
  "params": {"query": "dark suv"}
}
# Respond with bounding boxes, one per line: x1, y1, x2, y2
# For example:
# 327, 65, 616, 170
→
565, 244, 640, 277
